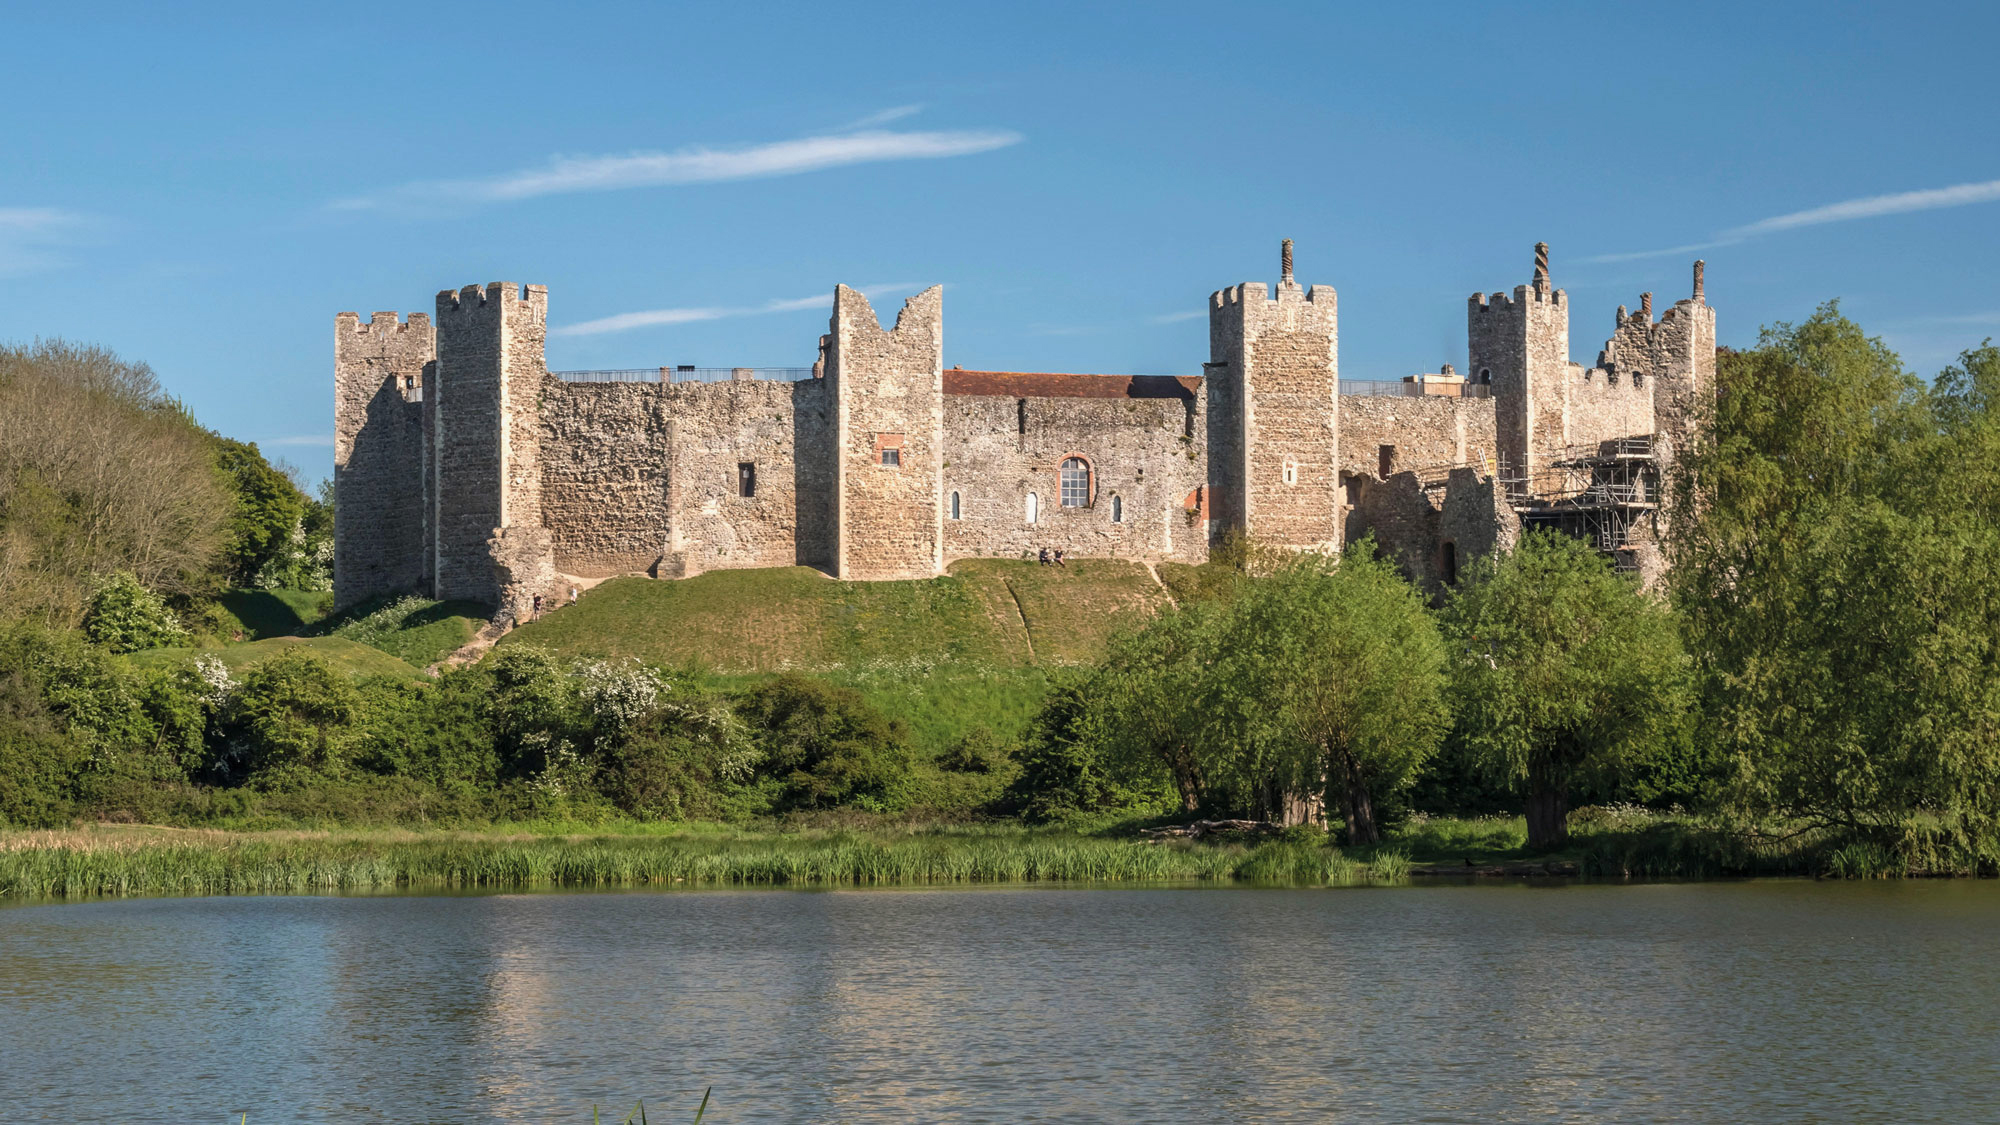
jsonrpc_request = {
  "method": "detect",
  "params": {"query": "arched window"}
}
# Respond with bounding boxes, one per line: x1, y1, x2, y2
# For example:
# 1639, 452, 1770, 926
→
1478, 367, 1492, 385
950, 491, 961, 520
1060, 457, 1090, 507
1026, 492, 1039, 524
1111, 495, 1123, 523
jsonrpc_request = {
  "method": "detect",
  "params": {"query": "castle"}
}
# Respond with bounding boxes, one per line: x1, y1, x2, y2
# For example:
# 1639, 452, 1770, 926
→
333, 243, 1715, 619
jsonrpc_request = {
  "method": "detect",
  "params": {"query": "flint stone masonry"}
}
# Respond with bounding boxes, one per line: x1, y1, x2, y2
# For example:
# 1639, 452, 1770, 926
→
333, 242, 1714, 615
829, 286, 945, 581
1208, 272, 1341, 551
333, 311, 433, 610
943, 372, 1208, 563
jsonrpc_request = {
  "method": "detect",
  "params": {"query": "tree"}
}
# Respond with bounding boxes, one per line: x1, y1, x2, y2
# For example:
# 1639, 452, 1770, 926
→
1671, 312, 2000, 838
1085, 601, 1230, 813
1221, 546, 1448, 842
1444, 530, 1689, 849
0, 340, 230, 626
209, 437, 307, 586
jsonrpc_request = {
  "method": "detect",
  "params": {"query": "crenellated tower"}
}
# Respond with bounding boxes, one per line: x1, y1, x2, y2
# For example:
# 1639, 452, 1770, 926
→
1469, 242, 1570, 485
1206, 239, 1341, 550
431, 282, 555, 616
333, 310, 434, 609
826, 284, 946, 580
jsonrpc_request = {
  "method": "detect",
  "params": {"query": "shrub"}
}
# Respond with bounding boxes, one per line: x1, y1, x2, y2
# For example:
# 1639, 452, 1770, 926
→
228, 648, 361, 779
83, 572, 188, 652
740, 674, 911, 811
605, 691, 761, 820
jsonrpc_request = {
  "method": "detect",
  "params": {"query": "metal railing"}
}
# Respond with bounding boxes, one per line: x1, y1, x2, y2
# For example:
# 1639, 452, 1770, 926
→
553, 367, 816, 384
1340, 380, 1492, 399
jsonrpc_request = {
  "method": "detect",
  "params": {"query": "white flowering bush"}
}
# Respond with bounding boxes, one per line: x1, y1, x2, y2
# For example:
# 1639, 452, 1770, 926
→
575, 658, 667, 738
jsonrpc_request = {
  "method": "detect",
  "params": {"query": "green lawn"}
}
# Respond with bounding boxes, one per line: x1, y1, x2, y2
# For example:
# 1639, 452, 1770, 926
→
216, 588, 333, 639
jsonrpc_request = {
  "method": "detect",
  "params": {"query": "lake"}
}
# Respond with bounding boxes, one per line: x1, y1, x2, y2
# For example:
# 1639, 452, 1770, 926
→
2, 882, 1997, 1123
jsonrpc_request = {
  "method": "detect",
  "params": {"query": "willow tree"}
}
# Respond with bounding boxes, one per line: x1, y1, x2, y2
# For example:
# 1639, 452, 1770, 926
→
1444, 530, 1688, 849
1671, 309, 2000, 839
1086, 600, 1229, 813
1221, 545, 1448, 841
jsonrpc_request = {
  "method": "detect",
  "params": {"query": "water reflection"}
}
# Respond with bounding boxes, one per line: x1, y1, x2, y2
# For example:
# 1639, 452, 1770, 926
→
2, 882, 1998, 1123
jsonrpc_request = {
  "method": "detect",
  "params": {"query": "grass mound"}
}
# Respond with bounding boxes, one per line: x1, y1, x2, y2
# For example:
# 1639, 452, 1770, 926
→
509, 559, 1169, 673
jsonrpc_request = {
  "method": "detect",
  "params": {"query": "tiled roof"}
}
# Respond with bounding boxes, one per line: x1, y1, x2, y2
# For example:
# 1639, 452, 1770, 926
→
943, 369, 1201, 399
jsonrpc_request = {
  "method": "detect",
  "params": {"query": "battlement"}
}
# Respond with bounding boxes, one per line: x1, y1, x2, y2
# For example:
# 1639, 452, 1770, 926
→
337, 310, 434, 335
436, 282, 549, 320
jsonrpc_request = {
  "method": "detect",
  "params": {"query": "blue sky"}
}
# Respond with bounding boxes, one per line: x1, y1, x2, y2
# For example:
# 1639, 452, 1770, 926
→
6, 2, 2000, 482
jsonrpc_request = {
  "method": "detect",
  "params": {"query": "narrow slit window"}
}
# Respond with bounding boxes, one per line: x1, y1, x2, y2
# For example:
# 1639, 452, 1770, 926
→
1111, 495, 1123, 523
1379, 445, 1397, 480
950, 491, 961, 520
737, 462, 755, 498
1026, 492, 1039, 524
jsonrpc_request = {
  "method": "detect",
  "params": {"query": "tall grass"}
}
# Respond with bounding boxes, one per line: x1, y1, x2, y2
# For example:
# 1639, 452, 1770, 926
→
0, 829, 1358, 900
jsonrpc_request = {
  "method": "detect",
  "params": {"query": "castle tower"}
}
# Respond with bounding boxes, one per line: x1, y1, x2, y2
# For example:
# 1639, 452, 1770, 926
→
333, 310, 435, 609
826, 284, 945, 580
1206, 239, 1341, 550
1469, 242, 1571, 484
1647, 260, 1716, 456
431, 282, 554, 613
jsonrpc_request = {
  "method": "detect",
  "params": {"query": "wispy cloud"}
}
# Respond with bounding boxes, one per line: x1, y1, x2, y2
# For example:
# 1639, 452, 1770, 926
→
836, 104, 924, 131
1151, 309, 1207, 324
269, 434, 335, 447
336, 125, 1020, 211
1585, 176, 2000, 263
0, 207, 88, 275
553, 283, 925, 338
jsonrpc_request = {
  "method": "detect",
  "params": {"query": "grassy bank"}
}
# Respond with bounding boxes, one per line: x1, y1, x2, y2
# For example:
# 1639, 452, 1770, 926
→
7, 813, 1984, 901
507, 559, 1170, 672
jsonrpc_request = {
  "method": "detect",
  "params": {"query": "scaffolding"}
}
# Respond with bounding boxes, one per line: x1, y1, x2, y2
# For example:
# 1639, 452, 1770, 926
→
1497, 434, 1660, 571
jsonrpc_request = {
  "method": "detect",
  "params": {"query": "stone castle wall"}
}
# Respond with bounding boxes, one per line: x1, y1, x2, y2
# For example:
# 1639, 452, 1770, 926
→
830, 286, 944, 580
432, 282, 551, 609
335, 246, 1713, 612
1208, 258, 1341, 551
941, 374, 1208, 564
332, 310, 433, 610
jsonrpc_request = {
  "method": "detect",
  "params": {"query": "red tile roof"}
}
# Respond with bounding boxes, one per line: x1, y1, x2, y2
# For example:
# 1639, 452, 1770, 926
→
943, 369, 1200, 400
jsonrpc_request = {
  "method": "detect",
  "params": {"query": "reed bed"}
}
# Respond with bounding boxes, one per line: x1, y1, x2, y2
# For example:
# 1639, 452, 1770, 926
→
0, 829, 1368, 900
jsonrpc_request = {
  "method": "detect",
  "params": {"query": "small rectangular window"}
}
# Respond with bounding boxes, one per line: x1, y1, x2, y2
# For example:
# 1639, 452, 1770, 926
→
1379, 445, 1397, 480
738, 462, 755, 498
881, 447, 900, 468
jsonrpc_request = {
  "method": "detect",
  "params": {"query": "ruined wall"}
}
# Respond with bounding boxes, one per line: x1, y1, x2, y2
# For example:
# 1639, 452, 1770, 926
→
941, 374, 1207, 564
1335, 393, 1496, 585
1208, 247, 1340, 551
830, 286, 944, 580
433, 282, 551, 605
1557, 361, 1655, 451
333, 310, 433, 609
1337, 394, 1496, 480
